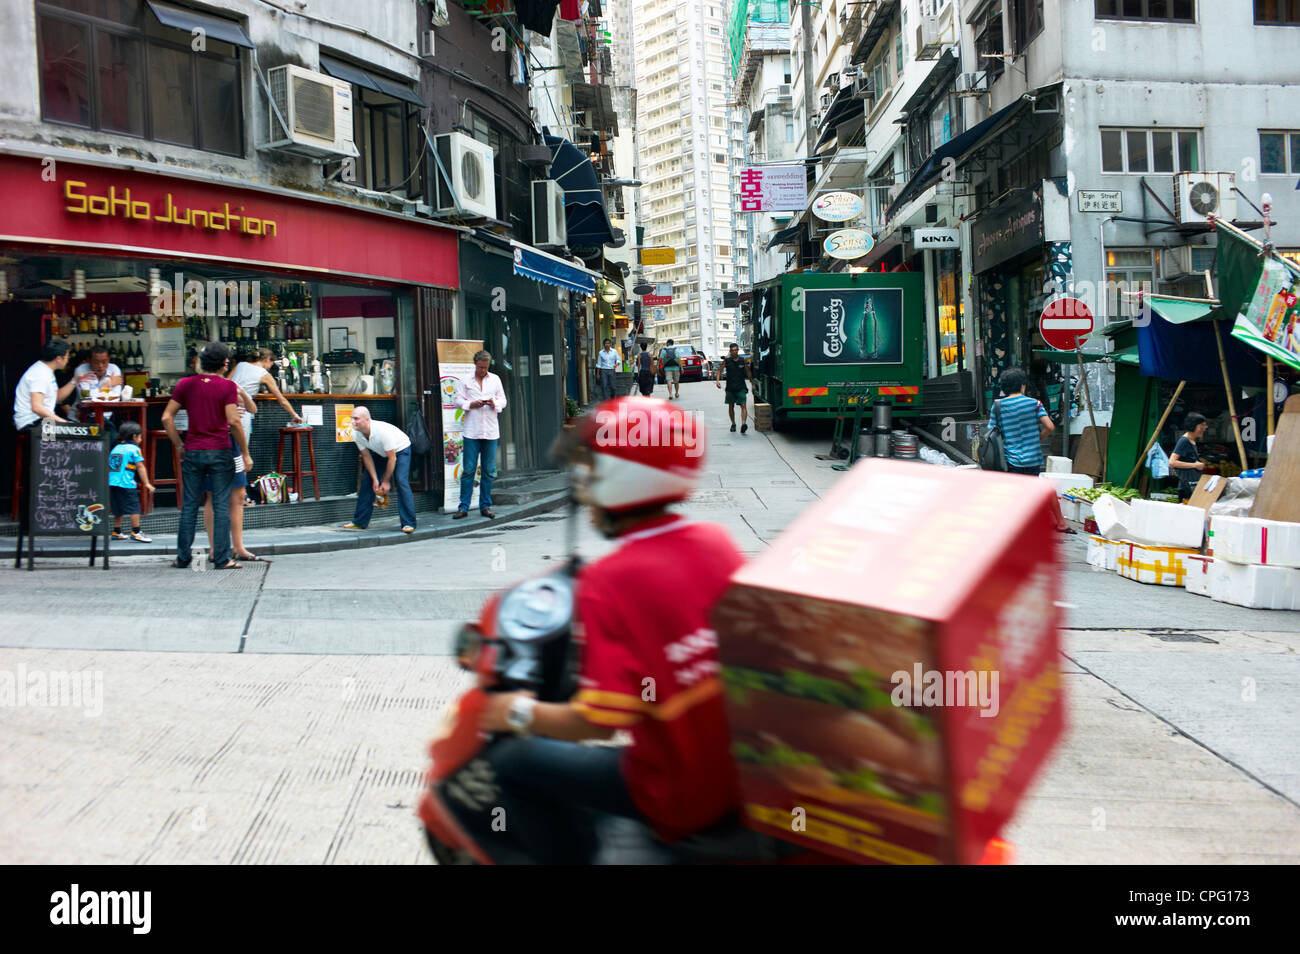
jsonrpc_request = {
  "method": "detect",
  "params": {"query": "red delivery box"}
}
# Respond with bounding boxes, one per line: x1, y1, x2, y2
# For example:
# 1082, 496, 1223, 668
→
713, 459, 1065, 865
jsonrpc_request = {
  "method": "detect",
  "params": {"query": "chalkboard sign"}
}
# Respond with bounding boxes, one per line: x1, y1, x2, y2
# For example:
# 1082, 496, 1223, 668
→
29, 423, 110, 536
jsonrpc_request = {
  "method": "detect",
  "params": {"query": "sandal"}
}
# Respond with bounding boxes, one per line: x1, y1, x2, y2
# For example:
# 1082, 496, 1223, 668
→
1055, 526, 1078, 534
237, 552, 270, 562
216, 560, 243, 569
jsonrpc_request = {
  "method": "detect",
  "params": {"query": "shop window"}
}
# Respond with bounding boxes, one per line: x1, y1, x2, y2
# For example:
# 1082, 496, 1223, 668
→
37, 1, 244, 156
1095, 0, 1196, 22
1106, 249, 1156, 318
1260, 131, 1300, 174
1255, 0, 1300, 23
1101, 128, 1200, 173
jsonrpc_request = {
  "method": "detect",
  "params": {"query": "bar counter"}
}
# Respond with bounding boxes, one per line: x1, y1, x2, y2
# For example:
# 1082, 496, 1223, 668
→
143, 394, 398, 498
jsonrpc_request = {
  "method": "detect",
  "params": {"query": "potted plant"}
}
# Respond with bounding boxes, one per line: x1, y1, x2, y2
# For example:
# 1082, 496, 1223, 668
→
564, 396, 580, 427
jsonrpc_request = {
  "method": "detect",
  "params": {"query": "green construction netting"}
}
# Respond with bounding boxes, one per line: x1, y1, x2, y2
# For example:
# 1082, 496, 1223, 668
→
728, 0, 787, 78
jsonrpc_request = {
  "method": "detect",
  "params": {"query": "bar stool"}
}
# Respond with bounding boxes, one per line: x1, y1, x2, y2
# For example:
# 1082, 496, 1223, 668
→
276, 426, 320, 501
10, 429, 29, 522
146, 430, 183, 513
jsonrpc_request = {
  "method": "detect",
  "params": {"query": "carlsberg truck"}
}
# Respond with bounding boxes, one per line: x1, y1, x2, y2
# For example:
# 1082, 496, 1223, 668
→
746, 272, 925, 430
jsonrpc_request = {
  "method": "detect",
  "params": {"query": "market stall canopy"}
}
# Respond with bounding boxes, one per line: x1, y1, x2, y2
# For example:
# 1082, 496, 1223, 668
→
543, 131, 616, 247
510, 240, 598, 296
1136, 302, 1261, 385
1034, 346, 1139, 366
1142, 295, 1218, 325
319, 56, 422, 107
147, 0, 252, 47
1215, 219, 1300, 372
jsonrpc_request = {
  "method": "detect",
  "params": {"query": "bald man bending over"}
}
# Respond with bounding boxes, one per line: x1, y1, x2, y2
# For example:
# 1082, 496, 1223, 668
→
340, 406, 417, 533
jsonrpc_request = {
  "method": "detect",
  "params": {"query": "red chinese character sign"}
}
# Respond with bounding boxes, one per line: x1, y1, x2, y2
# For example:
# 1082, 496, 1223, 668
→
738, 166, 808, 213
1039, 298, 1094, 351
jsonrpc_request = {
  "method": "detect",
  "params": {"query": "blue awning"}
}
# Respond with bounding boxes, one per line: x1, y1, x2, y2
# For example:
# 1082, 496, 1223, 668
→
511, 242, 597, 295
543, 129, 616, 247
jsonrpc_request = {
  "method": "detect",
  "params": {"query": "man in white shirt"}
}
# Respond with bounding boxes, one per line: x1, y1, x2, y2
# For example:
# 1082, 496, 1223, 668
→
339, 406, 417, 533
595, 338, 620, 401
72, 344, 123, 426
453, 349, 508, 519
13, 339, 76, 430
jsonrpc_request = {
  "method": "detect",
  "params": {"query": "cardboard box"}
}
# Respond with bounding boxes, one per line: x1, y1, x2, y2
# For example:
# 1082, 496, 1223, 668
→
1125, 499, 1206, 549
1115, 540, 1200, 586
1209, 515, 1300, 568
1207, 558, 1300, 610
1184, 554, 1214, 597
1038, 472, 1095, 495
1087, 535, 1121, 571
713, 460, 1065, 865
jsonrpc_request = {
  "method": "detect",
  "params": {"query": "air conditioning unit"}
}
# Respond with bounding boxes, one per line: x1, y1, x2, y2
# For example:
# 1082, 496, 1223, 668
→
266, 64, 358, 159
532, 179, 567, 248
824, 72, 840, 90
818, 91, 832, 111
777, 84, 792, 99
1173, 172, 1238, 225
852, 75, 877, 100
1159, 245, 1217, 280
419, 30, 435, 58
916, 12, 954, 60
433, 131, 497, 219
954, 71, 988, 95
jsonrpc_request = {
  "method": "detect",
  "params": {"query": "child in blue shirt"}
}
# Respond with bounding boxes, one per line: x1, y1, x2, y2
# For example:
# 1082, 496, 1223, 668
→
109, 421, 155, 542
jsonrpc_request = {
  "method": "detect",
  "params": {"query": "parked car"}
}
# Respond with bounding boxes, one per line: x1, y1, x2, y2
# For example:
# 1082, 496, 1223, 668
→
656, 344, 705, 383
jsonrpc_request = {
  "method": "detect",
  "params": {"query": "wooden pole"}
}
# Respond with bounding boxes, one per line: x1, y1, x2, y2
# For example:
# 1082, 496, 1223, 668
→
1076, 347, 1103, 478
1267, 355, 1276, 438
1212, 319, 1249, 469
1124, 380, 1186, 490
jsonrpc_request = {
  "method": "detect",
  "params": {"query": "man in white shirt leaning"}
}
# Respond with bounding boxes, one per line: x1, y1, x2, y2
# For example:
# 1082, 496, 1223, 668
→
14, 339, 77, 430
340, 406, 417, 533
595, 338, 620, 401
453, 349, 508, 519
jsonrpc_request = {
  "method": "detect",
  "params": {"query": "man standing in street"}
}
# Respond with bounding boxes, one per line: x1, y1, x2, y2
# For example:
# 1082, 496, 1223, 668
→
161, 342, 251, 569
13, 339, 76, 429
659, 339, 681, 400
453, 350, 507, 520
596, 338, 619, 401
340, 406, 417, 533
716, 343, 752, 433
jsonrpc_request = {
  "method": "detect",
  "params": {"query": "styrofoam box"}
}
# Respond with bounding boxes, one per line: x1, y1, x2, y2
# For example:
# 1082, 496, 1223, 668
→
1207, 559, 1300, 610
1125, 499, 1206, 549
1058, 496, 1079, 522
1046, 456, 1073, 474
1115, 540, 1200, 587
1039, 473, 1095, 495
1087, 535, 1121, 571
1209, 515, 1300, 568
1184, 554, 1214, 597
1077, 501, 1094, 523
1093, 494, 1131, 540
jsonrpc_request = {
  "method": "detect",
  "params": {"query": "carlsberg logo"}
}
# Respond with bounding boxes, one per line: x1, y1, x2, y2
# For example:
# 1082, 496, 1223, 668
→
823, 298, 847, 358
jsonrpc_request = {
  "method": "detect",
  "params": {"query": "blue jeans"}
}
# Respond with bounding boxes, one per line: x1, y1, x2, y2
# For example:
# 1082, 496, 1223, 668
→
178, 448, 234, 566
442, 736, 645, 864
353, 447, 416, 528
598, 368, 616, 401
459, 438, 497, 513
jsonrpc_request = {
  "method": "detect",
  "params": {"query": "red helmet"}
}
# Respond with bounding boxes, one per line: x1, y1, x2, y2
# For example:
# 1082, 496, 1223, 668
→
569, 396, 705, 512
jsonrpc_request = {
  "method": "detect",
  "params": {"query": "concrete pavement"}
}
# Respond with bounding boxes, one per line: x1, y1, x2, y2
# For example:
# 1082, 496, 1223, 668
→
1, 380, 1297, 863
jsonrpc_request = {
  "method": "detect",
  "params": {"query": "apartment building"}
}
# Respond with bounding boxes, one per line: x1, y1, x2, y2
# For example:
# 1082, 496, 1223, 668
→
630, 0, 736, 357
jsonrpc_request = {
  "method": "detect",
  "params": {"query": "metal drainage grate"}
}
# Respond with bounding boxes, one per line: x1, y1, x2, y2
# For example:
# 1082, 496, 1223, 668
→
1144, 630, 1219, 644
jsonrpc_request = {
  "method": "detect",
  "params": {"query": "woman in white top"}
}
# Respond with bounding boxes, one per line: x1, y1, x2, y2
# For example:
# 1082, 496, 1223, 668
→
231, 348, 302, 438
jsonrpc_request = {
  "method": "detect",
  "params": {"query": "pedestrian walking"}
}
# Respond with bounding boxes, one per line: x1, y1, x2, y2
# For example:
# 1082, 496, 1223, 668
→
635, 342, 655, 396
108, 421, 154, 542
13, 339, 76, 429
596, 338, 620, 401
340, 406, 418, 533
716, 343, 752, 433
660, 339, 681, 400
452, 350, 507, 520
161, 342, 252, 569
991, 368, 1073, 533
1169, 412, 1208, 502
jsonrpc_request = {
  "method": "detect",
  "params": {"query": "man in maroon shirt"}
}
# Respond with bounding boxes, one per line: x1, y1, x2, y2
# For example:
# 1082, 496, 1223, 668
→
161, 342, 252, 569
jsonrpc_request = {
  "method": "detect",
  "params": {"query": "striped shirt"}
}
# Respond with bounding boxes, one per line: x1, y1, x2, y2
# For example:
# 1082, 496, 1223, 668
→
993, 393, 1048, 468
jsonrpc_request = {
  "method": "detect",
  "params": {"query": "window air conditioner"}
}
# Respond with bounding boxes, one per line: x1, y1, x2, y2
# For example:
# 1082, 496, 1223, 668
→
818, 91, 832, 111
954, 71, 988, 95
916, 13, 953, 60
1159, 245, 1217, 281
434, 132, 497, 219
266, 64, 358, 159
777, 84, 792, 99
1173, 172, 1238, 225
824, 72, 840, 90
532, 179, 568, 248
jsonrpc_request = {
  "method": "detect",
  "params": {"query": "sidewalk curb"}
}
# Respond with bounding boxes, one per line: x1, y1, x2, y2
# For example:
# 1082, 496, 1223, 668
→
7, 491, 573, 560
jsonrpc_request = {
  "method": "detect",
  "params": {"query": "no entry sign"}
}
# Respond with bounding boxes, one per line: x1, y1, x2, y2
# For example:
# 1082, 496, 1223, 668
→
1039, 297, 1094, 350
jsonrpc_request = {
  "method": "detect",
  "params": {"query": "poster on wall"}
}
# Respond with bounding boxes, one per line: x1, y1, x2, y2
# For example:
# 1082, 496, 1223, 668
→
438, 339, 484, 511
335, 404, 354, 443
802, 288, 905, 366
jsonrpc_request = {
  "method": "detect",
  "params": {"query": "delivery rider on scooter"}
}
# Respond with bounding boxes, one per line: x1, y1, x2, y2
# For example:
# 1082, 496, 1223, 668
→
451, 396, 744, 863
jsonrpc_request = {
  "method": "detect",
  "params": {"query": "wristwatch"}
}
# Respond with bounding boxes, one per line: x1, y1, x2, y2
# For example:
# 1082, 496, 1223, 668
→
505, 696, 537, 736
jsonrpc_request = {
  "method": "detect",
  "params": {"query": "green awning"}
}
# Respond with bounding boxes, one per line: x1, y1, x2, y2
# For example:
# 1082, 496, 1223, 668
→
1144, 295, 1219, 325
1034, 347, 1138, 366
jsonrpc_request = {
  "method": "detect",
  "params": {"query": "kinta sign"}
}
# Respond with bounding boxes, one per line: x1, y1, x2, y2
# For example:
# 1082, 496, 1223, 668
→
64, 179, 278, 236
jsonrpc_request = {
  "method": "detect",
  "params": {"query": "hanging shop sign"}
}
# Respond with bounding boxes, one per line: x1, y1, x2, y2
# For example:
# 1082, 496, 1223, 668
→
823, 228, 875, 261
738, 166, 808, 212
971, 187, 1044, 273
811, 193, 863, 224
914, 227, 960, 249
643, 294, 673, 306
812, 191, 865, 222
640, 247, 676, 265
